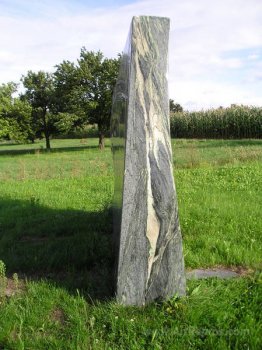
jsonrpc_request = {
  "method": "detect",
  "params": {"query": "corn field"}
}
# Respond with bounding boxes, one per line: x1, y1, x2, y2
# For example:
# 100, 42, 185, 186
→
170, 105, 262, 138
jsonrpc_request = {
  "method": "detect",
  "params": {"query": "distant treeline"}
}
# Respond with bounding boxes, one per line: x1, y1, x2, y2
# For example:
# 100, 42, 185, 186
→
170, 105, 262, 139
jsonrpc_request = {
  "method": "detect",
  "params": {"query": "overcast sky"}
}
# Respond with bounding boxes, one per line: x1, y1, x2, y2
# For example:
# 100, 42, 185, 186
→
0, 0, 261, 110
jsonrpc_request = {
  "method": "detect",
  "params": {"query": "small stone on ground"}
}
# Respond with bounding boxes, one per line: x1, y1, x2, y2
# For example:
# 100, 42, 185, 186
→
186, 268, 245, 280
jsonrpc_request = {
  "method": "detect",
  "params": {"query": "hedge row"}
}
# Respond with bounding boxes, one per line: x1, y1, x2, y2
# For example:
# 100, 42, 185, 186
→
170, 106, 262, 139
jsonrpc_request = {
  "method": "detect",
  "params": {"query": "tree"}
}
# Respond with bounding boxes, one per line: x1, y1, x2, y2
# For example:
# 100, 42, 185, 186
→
7, 99, 34, 142
77, 49, 120, 149
21, 71, 55, 150
0, 119, 11, 139
169, 99, 183, 113
0, 82, 17, 103
0, 82, 33, 142
54, 52, 120, 148
53, 60, 86, 133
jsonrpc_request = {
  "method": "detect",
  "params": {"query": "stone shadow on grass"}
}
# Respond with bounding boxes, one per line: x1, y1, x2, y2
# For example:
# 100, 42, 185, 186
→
0, 197, 115, 301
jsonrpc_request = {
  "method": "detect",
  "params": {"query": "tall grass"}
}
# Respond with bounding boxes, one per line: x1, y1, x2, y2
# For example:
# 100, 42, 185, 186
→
170, 105, 262, 139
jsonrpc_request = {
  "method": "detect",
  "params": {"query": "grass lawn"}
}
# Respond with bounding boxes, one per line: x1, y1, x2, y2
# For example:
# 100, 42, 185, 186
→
0, 138, 261, 349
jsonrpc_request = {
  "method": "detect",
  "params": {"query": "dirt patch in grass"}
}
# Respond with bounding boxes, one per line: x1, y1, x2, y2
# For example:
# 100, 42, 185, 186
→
3, 277, 26, 298
50, 307, 66, 326
228, 265, 255, 275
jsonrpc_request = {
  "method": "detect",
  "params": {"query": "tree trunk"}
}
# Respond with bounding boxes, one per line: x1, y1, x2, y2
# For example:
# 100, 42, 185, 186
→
42, 109, 51, 151
45, 134, 51, 151
99, 132, 105, 150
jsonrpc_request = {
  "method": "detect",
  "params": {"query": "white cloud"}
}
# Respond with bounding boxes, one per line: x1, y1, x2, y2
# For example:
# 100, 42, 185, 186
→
248, 54, 259, 60
170, 79, 262, 111
0, 0, 262, 109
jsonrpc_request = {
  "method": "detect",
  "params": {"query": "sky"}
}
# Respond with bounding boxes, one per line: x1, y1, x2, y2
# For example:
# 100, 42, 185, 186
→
0, 0, 261, 111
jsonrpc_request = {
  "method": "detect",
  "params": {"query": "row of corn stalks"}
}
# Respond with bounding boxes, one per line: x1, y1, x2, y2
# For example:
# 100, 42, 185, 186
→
170, 105, 262, 138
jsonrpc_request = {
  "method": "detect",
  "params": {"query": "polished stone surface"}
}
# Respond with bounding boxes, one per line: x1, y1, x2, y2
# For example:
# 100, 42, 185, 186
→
111, 16, 186, 306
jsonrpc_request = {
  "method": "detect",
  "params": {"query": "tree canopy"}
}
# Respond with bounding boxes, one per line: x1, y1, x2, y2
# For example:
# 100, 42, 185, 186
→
0, 82, 33, 142
169, 99, 183, 113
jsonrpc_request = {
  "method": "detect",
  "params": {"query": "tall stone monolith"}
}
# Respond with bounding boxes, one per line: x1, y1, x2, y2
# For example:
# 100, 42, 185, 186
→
111, 16, 186, 306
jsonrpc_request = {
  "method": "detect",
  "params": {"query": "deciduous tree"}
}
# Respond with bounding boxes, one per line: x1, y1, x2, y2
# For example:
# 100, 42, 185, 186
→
54, 49, 120, 149
0, 82, 33, 142
169, 99, 183, 113
21, 71, 55, 150
78, 49, 120, 149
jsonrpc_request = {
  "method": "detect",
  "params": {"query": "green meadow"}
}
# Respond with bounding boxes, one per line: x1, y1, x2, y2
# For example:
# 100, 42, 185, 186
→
0, 138, 261, 349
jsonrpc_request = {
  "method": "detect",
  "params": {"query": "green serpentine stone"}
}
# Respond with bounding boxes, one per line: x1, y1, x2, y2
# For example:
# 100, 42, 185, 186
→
111, 16, 186, 306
